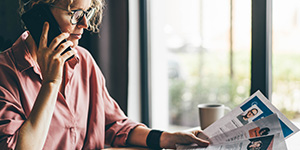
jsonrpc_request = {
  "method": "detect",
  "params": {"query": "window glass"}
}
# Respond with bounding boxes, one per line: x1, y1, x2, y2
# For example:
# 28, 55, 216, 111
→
272, 0, 300, 124
272, 0, 300, 147
149, 0, 251, 130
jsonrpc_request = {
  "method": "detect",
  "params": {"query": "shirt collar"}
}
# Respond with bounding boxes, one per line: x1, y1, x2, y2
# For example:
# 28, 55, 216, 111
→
11, 31, 37, 73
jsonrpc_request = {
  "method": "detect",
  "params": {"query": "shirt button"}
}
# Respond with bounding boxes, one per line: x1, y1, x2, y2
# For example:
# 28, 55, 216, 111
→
70, 127, 76, 144
70, 127, 75, 132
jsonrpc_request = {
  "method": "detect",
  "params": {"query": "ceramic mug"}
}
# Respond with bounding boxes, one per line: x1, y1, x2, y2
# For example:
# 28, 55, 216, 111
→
198, 103, 231, 130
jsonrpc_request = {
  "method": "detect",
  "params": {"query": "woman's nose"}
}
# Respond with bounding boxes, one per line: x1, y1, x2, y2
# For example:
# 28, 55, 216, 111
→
77, 15, 88, 29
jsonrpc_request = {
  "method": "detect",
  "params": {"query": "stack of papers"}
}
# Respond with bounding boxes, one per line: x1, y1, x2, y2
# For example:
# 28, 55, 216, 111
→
177, 91, 300, 150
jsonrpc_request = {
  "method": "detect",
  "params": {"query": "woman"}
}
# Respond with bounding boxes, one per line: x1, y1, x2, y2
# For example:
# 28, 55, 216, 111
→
0, 0, 210, 149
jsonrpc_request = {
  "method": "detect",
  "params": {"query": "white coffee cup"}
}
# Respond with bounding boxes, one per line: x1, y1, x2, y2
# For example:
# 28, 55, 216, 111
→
198, 104, 231, 130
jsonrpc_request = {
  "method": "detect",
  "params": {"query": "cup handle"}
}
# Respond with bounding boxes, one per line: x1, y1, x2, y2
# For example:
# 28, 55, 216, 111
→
224, 106, 231, 114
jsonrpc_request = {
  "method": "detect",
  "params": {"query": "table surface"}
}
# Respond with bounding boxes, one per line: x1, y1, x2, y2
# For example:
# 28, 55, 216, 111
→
104, 148, 149, 150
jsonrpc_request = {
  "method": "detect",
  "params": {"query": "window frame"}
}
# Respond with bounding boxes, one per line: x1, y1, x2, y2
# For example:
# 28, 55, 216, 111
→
251, 0, 272, 99
140, 0, 151, 126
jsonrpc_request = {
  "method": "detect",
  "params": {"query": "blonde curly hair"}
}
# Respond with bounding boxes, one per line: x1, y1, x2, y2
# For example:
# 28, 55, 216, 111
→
19, 0, 105, 33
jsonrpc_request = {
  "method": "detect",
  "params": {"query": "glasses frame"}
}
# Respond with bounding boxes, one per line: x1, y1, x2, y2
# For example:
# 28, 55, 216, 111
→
49, 4, 95, 25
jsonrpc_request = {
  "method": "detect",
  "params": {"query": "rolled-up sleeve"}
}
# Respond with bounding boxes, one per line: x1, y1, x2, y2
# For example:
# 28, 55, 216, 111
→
105, 118, 144, 147
89, 60, 145, 147
101, 76, 145, 147
0, 86, 26, 149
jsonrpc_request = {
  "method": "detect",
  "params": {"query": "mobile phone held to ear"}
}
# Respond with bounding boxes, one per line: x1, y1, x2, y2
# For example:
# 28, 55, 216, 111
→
21, 3, 73, 57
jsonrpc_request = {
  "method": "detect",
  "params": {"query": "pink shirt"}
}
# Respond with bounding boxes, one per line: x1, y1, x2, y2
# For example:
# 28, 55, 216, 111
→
0, 32, 142, 149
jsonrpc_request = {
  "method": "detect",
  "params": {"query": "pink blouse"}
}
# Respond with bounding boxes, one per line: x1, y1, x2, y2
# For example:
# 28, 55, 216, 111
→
0, 32, 142, 149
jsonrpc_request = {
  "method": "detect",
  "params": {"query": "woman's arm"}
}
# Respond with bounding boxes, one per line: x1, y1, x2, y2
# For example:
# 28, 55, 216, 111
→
127, 126, 151, 147
15, 22, 76, 150
127, 126, 210, 149
16, 82, 60, 150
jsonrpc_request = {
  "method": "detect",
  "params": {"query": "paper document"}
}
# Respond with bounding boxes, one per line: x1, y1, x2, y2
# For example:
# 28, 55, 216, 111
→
176, 91, 299, 150
177, 133, 287, 150
202, 91, 299, 139
209, 114, 282, 144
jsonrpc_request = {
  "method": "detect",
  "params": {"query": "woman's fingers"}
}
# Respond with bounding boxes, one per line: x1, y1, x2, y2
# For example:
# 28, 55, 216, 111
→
39, 22, 49, 48
38, 22, 71, 58
60, 49, 77, 62
48, 32, 70, 50
53, 40, 74, 56
180, 131, 209, 147
194, 130, 210, 141
55, 40, 76, 62
192, 135, 210, 147
160, 131, 210, 149
36, 22, 75, 84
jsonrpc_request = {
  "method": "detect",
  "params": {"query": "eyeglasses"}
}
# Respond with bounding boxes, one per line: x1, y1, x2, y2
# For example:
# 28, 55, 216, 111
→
50, 4, 95, 25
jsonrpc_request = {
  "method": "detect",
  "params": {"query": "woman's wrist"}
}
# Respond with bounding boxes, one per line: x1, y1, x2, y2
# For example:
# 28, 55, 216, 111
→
42, 79, 62, 86
146, 130, 164, 149
159, 131, 172, 148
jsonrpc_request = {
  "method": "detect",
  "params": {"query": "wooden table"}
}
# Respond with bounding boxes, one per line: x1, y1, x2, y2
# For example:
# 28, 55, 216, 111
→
104, 147, 150, 150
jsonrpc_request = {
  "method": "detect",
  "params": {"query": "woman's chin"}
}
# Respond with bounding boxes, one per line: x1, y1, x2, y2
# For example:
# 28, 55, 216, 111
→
70, 40, 79, 48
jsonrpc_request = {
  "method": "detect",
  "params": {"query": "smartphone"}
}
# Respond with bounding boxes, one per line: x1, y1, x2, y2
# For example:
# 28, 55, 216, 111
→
21, 3, 72, 56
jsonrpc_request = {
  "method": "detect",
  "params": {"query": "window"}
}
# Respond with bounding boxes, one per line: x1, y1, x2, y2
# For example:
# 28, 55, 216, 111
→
146, 0, 300, 148
148, 0, 251, 130
272, 1, 300, 145
272, 0, 300, 121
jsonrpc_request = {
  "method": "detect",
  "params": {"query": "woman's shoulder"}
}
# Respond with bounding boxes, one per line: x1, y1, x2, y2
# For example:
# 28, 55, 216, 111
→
73, 46, 95, 61
74, 45, 92, 57
73, 45, 98, 67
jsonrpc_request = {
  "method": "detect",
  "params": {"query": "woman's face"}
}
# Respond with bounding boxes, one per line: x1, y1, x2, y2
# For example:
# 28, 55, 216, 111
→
50, 0, 92, 47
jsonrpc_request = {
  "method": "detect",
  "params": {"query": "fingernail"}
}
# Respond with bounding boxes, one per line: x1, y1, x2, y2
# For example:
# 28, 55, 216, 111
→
43, 22, 48, 27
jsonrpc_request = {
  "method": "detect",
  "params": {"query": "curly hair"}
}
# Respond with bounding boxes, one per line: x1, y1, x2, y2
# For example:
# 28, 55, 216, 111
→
19, 0, 105, 33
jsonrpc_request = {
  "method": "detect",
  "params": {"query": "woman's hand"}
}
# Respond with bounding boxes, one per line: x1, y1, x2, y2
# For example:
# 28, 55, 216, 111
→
160, 130, 210, 149
37, 22, 76, 85
16, 22, 78, 150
